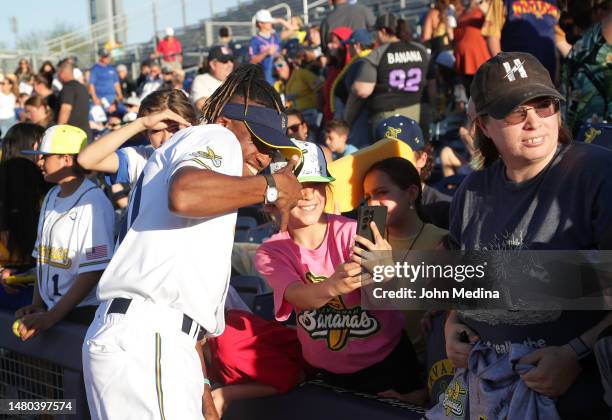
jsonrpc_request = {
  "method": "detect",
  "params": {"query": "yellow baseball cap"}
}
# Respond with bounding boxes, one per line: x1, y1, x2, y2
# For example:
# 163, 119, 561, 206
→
22, 125, 88, 155
325, 138, 416, 213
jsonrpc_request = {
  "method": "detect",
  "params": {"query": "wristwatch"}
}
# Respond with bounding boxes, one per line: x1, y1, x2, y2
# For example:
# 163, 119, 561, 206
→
264, 174, 278, 204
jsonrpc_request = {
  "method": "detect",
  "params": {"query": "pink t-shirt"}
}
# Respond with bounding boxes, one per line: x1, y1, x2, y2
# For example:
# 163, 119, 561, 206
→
255, 214, 405, 374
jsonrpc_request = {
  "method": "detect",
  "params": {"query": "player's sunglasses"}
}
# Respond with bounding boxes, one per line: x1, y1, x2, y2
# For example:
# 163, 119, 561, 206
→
502, 98, 560, 125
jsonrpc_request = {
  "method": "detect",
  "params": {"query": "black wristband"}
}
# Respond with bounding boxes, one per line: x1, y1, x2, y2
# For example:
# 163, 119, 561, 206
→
264, 173, 276, 188
568, 336, 592, 360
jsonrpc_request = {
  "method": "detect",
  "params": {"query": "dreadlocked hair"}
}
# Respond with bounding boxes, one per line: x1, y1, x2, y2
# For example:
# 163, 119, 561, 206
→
200, 64, 285, 123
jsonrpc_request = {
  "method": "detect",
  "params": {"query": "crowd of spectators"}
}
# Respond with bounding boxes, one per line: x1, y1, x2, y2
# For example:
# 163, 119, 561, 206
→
0, 0, 611, 418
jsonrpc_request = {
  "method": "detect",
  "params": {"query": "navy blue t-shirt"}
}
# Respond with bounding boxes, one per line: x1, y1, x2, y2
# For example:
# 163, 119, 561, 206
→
450, 141, 612, 346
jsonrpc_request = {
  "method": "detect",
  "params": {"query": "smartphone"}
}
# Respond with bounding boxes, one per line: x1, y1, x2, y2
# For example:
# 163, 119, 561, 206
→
357, 205, 387, 248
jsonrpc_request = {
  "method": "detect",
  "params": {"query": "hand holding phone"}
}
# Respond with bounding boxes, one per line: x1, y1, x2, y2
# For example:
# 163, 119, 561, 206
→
352, 206, 393, 281
355, 206, 387, 249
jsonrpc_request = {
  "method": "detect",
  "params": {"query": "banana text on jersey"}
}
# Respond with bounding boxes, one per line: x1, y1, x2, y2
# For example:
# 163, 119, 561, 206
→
37, 245, 72, 268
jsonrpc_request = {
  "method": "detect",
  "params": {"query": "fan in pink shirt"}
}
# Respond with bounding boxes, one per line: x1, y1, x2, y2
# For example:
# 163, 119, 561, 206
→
255, 139, 425, 403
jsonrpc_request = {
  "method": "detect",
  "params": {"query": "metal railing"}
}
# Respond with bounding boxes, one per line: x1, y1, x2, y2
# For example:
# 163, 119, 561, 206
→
45, 14, 126, 51
203, 21, 256, 47
251, 3, 293, 26
302, 0, 327, 25
0, 50, 60, 75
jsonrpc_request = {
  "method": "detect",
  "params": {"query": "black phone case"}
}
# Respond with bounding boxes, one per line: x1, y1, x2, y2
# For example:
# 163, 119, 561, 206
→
356, 206, 387, 247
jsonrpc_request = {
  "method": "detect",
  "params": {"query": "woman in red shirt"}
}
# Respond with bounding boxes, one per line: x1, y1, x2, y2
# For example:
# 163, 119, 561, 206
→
453, 0, 491, 95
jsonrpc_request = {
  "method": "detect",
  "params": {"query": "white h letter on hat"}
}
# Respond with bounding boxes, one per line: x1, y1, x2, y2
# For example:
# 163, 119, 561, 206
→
503, 59, 528, 82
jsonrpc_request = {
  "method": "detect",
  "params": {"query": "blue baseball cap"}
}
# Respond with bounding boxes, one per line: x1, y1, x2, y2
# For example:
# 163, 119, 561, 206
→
375, 115, 425, 151
344, 29, 373, 47
220, 103, 302, 160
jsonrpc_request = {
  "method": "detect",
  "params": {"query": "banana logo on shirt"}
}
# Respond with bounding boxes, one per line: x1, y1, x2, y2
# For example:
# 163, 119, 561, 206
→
442, 380, 467, 417
584, 127, 602, 144
297, 271, 380, 351
38, 245, 72, 269
428, 358, 456, 410
190, 147, 222, 169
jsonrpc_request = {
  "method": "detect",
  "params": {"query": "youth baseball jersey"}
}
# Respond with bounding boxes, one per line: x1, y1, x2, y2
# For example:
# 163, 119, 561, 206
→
97, 124, 243, 336
33, 178, 115, 309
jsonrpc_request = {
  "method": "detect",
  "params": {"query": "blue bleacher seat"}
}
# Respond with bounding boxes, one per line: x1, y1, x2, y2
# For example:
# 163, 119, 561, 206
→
252, 291, 274, 320
252, 291, 295, 325
235, 216, 258, 242
238, 205, 268, 225
236, 216, 258, 230
245, 222, 277, 243
231, 275, 268, 309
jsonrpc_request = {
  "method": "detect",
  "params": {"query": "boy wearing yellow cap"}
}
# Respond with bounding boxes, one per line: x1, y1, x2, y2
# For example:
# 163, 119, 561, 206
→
14, 125, 115, 340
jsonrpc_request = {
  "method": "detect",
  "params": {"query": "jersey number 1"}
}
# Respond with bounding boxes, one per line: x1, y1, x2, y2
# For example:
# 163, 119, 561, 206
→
51, 274, 62, 296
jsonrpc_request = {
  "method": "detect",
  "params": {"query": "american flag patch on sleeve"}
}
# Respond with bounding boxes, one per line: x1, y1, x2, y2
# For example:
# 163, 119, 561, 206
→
86, 245, 108, 260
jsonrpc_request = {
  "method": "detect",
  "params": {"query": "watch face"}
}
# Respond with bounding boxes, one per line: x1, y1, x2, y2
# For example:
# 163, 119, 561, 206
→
266, 187, 278, 203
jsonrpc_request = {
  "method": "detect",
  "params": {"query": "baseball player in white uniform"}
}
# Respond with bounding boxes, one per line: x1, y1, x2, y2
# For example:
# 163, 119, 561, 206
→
15, 125, 115, 339
82, 65, 303, 419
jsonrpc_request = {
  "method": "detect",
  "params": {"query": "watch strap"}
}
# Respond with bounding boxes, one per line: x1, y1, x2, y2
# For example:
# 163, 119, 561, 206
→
264, 173, 276, 188
568, 336, 591, 360
263, 173, 277, 204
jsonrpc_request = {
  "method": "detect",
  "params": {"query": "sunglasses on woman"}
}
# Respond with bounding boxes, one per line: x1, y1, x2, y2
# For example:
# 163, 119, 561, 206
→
287, 123, 302, 133
502, 98, 560, 125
